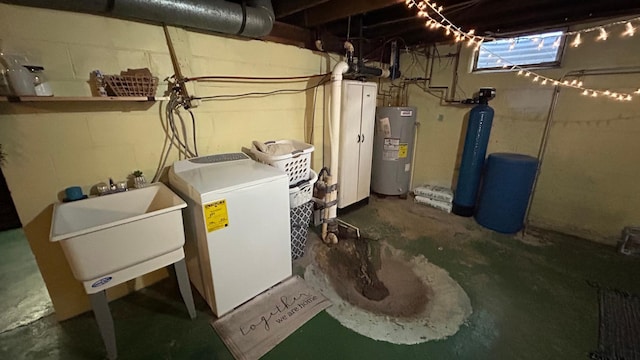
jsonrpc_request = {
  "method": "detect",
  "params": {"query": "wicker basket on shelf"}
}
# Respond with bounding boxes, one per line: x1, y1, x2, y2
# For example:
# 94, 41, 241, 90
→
104, 74, 159, 97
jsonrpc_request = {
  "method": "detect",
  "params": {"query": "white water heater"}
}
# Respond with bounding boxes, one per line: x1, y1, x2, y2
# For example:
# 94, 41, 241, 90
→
371, 106, 417, 196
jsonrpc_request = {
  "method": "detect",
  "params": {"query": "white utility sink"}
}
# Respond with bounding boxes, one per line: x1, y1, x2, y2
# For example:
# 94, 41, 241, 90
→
50, 183, 187, 293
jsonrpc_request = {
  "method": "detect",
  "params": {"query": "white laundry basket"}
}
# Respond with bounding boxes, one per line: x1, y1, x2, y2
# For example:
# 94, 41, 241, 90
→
289, 169, 318, 208
245, 140, 314, 185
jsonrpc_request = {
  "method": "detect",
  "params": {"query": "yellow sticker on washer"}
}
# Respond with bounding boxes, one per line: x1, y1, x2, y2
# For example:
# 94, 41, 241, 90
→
204, 199, 229, 232
398, 143, 408, 158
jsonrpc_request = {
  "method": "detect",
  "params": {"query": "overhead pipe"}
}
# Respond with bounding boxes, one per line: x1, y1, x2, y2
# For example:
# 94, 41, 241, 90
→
1, 0, 275, 37
322, 61, 349, 244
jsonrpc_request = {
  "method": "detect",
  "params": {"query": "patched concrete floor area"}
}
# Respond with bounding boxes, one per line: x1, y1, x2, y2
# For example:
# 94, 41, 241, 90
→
2, 196, 640, 359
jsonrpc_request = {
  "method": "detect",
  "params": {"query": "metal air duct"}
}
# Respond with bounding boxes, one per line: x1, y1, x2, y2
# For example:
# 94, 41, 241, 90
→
0, 0, 275, 37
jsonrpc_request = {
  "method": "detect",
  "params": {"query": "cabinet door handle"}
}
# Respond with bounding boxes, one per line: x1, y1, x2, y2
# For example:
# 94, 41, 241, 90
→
357, 134, 361, 143
361, 134, 365, 143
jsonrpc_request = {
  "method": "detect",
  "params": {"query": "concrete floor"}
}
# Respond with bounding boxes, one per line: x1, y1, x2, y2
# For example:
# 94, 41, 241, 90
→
1, 196, 640, 359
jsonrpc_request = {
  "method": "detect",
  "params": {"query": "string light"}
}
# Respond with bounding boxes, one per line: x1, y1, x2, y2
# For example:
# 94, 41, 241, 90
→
571, 33, 582, 47
597, 27, 608, 41
623, 22, 636, 36
405, 0, 640, 102
406, 0, 640, 43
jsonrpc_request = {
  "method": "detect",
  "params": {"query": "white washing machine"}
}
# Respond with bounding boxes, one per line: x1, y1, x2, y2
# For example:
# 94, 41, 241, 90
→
168, 153, 291, 316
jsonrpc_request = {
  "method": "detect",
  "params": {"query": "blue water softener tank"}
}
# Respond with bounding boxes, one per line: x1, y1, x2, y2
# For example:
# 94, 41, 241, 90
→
475, 153, 539, 233
452, 88, 496, 217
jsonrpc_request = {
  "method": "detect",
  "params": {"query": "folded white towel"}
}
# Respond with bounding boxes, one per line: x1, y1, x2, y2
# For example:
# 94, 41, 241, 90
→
252, 141, 296, 156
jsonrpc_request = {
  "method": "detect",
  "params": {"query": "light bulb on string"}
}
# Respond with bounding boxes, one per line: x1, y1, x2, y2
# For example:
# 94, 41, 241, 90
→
578, 81, 583, 87
552, 36, 561, 48
517, 69, 524, 75
553, 81, 559, 86
541, 79, 548, 85
604, 90, 611, 95
570, 80, 577, 86
524, 72, 531, 77
571, 33, 582, 47
537, 39, 545, 50
582, 90, 589, 95
635, 89, 640, 94
533, 76, 539, 82
591, 91, 598, 97
438, 5, 443, 12
597, 27, 608, 41
502, 63, 508, 69
626, 95, 632, 101
445, 25, 451, 35
474, 40, 483, 52
623, 22, 636, 36
563, 80, 569, 85
531, 37, 540, 43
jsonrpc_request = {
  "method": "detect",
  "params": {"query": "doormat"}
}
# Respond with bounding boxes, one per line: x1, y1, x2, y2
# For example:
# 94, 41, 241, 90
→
590, 287, 640, 360
211, 275, 331, 360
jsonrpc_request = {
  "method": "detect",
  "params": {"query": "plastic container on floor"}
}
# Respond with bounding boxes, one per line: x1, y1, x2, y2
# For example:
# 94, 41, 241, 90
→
475, 153, 538, 233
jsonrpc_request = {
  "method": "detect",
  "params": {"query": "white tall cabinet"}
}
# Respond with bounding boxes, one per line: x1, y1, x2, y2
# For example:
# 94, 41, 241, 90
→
338, 80, 378, 208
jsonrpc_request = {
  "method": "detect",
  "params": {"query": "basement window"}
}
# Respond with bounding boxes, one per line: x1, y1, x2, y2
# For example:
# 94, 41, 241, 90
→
473, 30, 564, 71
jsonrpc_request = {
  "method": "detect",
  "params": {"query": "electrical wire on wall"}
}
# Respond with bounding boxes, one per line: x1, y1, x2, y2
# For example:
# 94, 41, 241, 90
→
152, 86, 200, 182
152, 73, 331, 182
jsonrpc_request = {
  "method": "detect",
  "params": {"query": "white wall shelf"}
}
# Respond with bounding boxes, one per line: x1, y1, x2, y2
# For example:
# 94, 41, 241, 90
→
0, 96, 169, 102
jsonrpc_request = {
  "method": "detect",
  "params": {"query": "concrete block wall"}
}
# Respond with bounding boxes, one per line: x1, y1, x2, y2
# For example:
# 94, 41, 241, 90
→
0, 3, 331, 320
391, 20, 640, 244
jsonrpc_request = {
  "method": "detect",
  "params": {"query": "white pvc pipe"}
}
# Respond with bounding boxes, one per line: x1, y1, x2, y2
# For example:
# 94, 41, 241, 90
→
322, 61, 349, 243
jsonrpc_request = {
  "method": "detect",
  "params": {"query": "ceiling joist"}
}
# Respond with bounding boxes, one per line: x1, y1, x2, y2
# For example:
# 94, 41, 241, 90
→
273, 0, 332, 19
303, 0, 406, 27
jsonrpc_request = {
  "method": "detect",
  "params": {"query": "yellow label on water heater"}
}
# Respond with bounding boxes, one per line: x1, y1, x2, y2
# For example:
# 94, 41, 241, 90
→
204, 199, 229, 232
398, 143, 408, 158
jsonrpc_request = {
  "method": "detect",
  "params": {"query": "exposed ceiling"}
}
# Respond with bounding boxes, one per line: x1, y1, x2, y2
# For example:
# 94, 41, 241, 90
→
265, 0, 640, 61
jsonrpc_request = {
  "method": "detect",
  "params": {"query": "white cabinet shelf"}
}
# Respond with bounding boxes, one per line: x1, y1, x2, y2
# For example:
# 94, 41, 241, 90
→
338, 80, 378, 209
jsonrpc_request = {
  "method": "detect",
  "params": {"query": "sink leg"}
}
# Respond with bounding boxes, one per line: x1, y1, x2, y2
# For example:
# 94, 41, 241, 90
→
89, 291, 117, 360
174, 258, 196, 319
